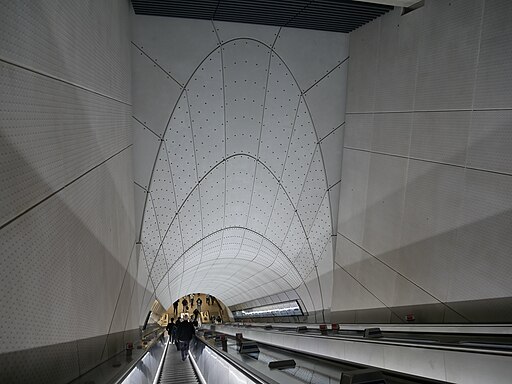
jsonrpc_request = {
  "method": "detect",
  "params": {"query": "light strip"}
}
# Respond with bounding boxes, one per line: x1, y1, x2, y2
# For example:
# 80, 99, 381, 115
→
189, 348, 207, 384
151, 336, 169, 384
234, 300, 303, 318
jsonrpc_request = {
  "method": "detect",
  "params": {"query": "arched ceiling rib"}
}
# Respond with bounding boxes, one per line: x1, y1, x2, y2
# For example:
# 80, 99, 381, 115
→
133, 19, 348, 311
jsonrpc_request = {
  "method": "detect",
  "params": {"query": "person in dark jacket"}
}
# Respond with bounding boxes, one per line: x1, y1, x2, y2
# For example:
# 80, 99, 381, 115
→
193, 308, 200, 322
166, 318, 176, 344
176, 314, 195, 361
174, 318, 182, 350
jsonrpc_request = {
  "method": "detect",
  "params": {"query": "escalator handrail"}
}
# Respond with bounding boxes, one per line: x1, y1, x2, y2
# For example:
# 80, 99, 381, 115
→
152, 334, 170, 384
114, 330, 166, 384
220, 324, 512, 357
194, 334, 280, 384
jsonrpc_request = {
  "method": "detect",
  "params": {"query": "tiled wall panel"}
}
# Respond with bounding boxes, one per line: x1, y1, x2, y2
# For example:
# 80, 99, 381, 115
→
410, 111, 471, 166
337, 0, 512, 321
398, 161, 465, 302
473, 0, 512, 109
467, 110, 512, 174
337, 149, 371, 245
344, 114, 374, 150
346, 19, 380, 113
0, 2, 141, 383
374, 8, 420, 112
414, 0, 482, 111
362, 153, 407, 257
450, 170, 512, 302
0, 151, 135, 351
371, 113, 412, 157
0, 61, 131, 226
0, 0, 131, 102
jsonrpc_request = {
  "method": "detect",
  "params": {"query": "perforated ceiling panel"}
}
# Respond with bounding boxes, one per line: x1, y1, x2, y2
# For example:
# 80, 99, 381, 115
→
133, 16, 348, 311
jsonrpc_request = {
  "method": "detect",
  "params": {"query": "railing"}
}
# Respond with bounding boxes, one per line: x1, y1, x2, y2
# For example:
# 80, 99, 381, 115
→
115, 329, 166, 384
191, 333, 279, 384
142, 323, 163, 339
222, 323, 512, 356
215, 324, 512, 383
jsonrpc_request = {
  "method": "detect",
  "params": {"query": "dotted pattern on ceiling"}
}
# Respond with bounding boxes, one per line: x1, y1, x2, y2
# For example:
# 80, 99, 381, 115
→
135, 19, 348, 311
131, 0, 392, 34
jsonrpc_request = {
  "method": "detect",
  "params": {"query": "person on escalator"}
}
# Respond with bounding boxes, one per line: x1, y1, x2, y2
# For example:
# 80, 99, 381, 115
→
174, 318, 182, 350
193, 308, 200, 322
166, 318, 176, 344
176, 314, 195, 361
181, 297, 189, 312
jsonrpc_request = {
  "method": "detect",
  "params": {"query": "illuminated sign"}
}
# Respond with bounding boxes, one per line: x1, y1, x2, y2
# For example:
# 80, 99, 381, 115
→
233, 300, 304, 318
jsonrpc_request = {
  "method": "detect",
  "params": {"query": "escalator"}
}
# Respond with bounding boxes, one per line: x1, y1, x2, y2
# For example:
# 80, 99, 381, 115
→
214, 335, 444, 384
156, 342, 201, 384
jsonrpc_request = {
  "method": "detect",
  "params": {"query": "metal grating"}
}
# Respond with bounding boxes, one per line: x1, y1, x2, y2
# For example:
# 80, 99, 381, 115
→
131, 0, 393, 33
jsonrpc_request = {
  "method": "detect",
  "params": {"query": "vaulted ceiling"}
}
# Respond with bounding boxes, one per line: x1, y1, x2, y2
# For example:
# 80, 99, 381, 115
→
131, 2, 389, 314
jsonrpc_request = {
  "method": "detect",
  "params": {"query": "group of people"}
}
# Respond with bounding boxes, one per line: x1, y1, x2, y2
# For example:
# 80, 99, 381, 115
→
165, 314, 196, 361
165, 292, 228, 361
173, 293, 217, 316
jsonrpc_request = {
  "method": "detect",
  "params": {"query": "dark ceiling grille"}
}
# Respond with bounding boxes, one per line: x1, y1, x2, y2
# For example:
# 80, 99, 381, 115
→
131, 0, 393, 33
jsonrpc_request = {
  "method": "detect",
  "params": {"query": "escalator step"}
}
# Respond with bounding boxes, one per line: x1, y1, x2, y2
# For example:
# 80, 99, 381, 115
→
158, 343, 200, 383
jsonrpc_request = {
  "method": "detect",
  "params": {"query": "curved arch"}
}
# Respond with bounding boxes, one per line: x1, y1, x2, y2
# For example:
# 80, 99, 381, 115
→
144, 153, 317, 283
137, 36, 335, 312
139, 36, 331, 247
152, 226, 305, 296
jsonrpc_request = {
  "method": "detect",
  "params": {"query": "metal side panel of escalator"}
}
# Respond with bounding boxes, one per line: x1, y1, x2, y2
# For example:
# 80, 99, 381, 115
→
157, 342, 200, 384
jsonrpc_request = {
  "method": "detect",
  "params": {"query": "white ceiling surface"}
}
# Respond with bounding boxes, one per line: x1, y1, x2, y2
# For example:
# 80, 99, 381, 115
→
133, 16, 348, 310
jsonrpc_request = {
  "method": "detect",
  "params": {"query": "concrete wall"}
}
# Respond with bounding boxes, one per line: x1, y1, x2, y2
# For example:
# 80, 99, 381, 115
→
334, 0, 512, 323
0, 1, 143, 382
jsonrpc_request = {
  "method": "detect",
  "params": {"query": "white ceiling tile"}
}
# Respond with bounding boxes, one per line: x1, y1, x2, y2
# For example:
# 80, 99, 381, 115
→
131, 44, 183, 137
304, 61, 348, 140
297, 146, 328, 234
281, 98, 318, 207
186, 49, 225, 179
224, 156, 255, 227
259, 53, 302, 175
133, 19, 344, 309
133, 15, 219, 85
165, 93, 198, 205
246, 163, 280, 233
274, 27, 349, 92
224, 40, 269, 157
